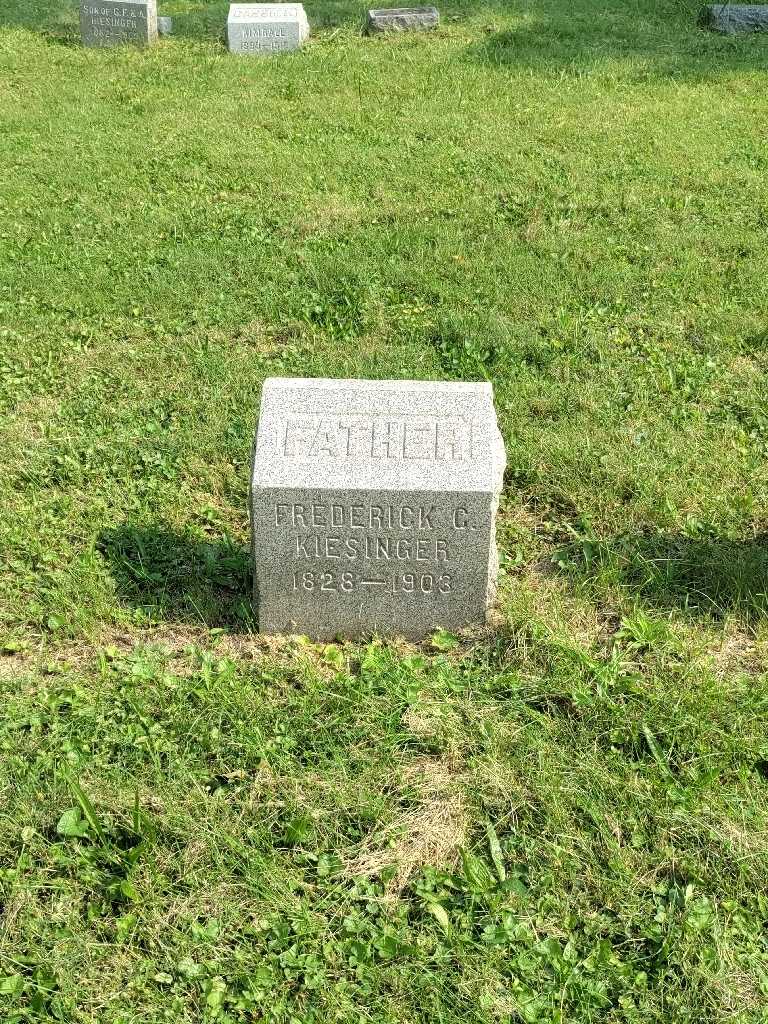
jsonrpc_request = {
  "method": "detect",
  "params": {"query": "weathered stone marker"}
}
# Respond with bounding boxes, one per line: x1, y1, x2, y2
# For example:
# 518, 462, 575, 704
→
251, 378, 506, 639
80, 0, 158, 46
228, 3, 309, 54
158, 15, 172, 35
365, 6, 439, 33
700, 4, 768, 32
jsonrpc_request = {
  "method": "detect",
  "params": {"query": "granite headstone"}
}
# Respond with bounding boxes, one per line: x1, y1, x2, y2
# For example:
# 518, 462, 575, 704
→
699, 4, 768, 32
80, 0, 158, 46
365, 6, 439, 33
228, 3, 309, 54
250, 378, 506, 639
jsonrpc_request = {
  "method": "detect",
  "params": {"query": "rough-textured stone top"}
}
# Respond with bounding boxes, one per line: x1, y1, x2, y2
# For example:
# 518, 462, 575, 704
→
252, 377, 505, 494
366, 6, 439, 31
700, 4, 768, 32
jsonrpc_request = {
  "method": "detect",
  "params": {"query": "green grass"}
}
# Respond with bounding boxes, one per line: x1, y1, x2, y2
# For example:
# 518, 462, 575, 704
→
2, 0, 768, 1020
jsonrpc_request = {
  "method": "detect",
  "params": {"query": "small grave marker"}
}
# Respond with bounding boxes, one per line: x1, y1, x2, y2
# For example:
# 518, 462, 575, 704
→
250, 378, 506, 639
228, 3, 309, 54
80, 0, 158, 47
365, 6, 439, 33
700, 4, 768, 32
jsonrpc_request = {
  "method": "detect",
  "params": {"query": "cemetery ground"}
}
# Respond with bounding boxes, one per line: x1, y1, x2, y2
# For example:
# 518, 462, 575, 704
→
2, 0, 768, 1020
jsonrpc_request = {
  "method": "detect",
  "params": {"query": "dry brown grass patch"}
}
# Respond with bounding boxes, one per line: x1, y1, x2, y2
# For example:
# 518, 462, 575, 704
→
291, 194, 362, 238
345, 755, 468, 893
503, 568, 620, 654
0, 651, 37, 682
708, 625, 768, 679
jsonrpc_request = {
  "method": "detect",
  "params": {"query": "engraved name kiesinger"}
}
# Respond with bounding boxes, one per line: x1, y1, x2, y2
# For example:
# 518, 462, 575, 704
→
281, 415, 475, 461
275, 501, 475, 564
89, 18, 140, 29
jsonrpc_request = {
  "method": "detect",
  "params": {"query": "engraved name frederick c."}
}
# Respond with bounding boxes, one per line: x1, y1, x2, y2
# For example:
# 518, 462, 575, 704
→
275, 502, 474, 563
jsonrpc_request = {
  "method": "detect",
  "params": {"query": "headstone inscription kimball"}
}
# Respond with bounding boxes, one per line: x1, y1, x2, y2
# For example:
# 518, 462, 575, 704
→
250, 378, 506, 640
365, 5, 439, 33
80, 0, 158, 46
227, 3, 309, 54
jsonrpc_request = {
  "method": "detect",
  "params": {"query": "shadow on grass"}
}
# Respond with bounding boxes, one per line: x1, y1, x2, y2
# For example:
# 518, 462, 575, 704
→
98, 524, 253, 628
165, 3, 228, 41
15, 0, 768, 64
166, 0, 372, 33
0, 0, 225, 42
0, 0, 364, 37
470, 0, 768, 81
558, 531, 768, 623
96, 0, 514, 35
0, 0, 80, 43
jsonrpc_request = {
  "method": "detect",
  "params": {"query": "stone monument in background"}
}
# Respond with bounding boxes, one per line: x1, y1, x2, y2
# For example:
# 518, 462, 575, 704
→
80, 0, 158, 46
251, 378, 506, 639
228, 3, 310, 54
365, 6, 439, 34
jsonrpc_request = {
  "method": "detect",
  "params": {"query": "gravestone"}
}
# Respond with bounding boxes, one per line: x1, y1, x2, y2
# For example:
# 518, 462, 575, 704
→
250, 378, 506, 639
365, 6, 439, 33
158, 15, 172, 34
80, 0, 158, 46
227, 3, 309, 54
700, 4, 768, 32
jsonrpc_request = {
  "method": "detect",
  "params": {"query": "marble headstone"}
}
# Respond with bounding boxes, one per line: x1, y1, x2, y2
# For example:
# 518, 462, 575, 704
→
227, 3, 309, 54
251, 378, 506, 639
80, 0, 158, 46
365, 6, 439, 33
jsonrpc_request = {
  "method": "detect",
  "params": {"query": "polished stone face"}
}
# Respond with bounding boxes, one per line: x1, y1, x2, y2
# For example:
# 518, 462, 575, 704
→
227, 3, 309, 54
251, 378, 506, 639
80, 0, 158, 47
365, 6, 439, 33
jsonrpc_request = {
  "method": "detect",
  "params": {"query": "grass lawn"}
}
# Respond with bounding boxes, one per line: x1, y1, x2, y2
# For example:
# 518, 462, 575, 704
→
2, 0, 768, 1020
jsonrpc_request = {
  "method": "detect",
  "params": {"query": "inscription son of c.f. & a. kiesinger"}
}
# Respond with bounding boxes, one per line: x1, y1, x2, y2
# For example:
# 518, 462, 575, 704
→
250, 378, 506, 640
80, 0, 158, 46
